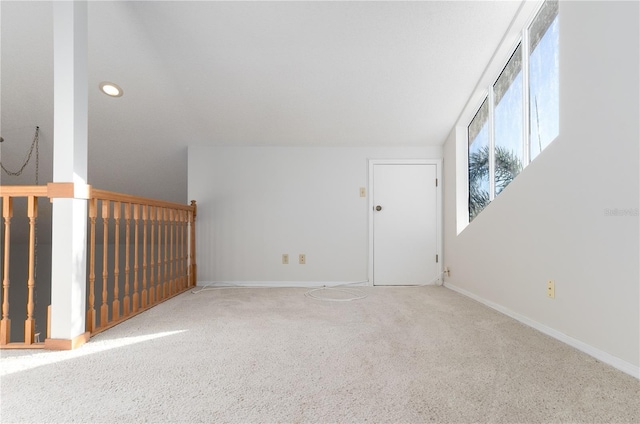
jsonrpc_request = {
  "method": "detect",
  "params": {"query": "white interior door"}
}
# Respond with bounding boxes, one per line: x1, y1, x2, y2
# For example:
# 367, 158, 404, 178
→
372, 163, 438, 286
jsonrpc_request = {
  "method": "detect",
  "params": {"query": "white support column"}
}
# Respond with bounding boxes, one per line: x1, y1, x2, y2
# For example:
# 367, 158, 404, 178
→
47, 1, 89, 349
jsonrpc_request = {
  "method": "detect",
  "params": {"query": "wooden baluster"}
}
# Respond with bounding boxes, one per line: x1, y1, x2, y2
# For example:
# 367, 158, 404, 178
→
182, 211, 189, 289
101, 200, 110, 326
123, 203, 131, 317
178, 210, 183, 291
164, 208, 169, 298
112, 202, 121, 320
141, 205, 148, 308
176, 210, 182, 291
157, 207, 163, 300
169, 209, 175, 295
176, 210, 181, 291
187, 211, 193, 287
179, 210, 185, 291
24, 196, 37, 344
132, 204, 140, 312
190, 201, 197, 287
86, 198, 97, 333
175, 209, 180, 292
1, 197, 13, 344
149, 206, 156, 305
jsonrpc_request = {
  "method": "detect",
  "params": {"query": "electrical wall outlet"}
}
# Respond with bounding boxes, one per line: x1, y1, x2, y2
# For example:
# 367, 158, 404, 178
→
444, 267, 450, 277
299, 254, 306, 265
547, 280, 555, 298
282, 254, 289, 265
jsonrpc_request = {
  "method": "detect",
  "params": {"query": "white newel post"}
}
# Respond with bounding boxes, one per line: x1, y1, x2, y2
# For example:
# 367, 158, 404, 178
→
46, 1, 90, 349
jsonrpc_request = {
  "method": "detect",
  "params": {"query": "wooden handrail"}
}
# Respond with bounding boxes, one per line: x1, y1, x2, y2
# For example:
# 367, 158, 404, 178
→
90, 188, 194, 211
1, 183, 87, 199
0, 186, 48, 197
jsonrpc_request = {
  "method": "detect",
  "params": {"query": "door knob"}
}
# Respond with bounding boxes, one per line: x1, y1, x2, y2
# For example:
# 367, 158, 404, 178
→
375, 205, 382, 211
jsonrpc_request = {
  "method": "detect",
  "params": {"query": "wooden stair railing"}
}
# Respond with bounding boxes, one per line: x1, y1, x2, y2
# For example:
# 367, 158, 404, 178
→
0, 184, 197, 348
85, 189, 196, 336
1, 186, 49, 348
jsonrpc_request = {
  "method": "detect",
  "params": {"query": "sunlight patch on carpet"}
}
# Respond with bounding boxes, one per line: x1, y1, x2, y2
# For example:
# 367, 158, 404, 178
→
0, 330, 186, 376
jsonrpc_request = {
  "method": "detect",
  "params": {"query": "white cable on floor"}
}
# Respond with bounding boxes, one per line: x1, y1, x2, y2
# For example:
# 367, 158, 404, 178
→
304, 281, 369, 302
190, 282, 215, 294
191, 283, 274, 294
191, 272, 445, 302
191, 281, 369, 302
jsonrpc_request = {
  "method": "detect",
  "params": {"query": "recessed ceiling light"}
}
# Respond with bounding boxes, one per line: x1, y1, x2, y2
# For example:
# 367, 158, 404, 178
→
99, 81, 123, 97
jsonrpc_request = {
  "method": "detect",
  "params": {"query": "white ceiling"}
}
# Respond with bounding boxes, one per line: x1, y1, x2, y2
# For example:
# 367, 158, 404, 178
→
1, 1, 522, 203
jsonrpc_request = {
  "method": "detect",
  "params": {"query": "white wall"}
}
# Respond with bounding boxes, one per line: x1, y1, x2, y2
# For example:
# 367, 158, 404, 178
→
189, 146, 442, 284
443, 1, 639, 376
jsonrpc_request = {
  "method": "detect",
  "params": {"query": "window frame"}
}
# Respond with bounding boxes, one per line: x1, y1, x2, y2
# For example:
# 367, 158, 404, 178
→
464, 0, 558, 224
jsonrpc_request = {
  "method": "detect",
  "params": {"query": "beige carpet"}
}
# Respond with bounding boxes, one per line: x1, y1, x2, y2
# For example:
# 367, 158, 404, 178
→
1, 286, 639, 423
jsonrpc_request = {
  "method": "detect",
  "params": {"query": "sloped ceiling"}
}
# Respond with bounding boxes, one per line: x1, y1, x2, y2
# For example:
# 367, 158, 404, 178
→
1, 1, 522, 203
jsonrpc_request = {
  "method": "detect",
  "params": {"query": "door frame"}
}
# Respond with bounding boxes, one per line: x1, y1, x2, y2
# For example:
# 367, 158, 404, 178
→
368, 159, 443, 286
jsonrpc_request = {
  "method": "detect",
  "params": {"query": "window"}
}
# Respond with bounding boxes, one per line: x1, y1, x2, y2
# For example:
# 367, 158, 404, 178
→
468, 99, 490, 220
529, 0, 559, 160
468, 0, 559, 222
494, 44, 524, 195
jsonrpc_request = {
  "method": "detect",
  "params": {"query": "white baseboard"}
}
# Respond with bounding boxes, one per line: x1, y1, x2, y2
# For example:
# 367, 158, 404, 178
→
197, 280, 370, 288
444, 282, 640, 380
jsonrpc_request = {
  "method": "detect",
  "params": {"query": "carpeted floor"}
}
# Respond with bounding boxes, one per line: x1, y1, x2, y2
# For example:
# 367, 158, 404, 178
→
1, 286, 639, 423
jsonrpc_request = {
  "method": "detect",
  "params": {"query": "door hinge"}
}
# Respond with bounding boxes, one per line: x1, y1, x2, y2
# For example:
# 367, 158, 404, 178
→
436, 254, 439, 263
435, 178, 438, 187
